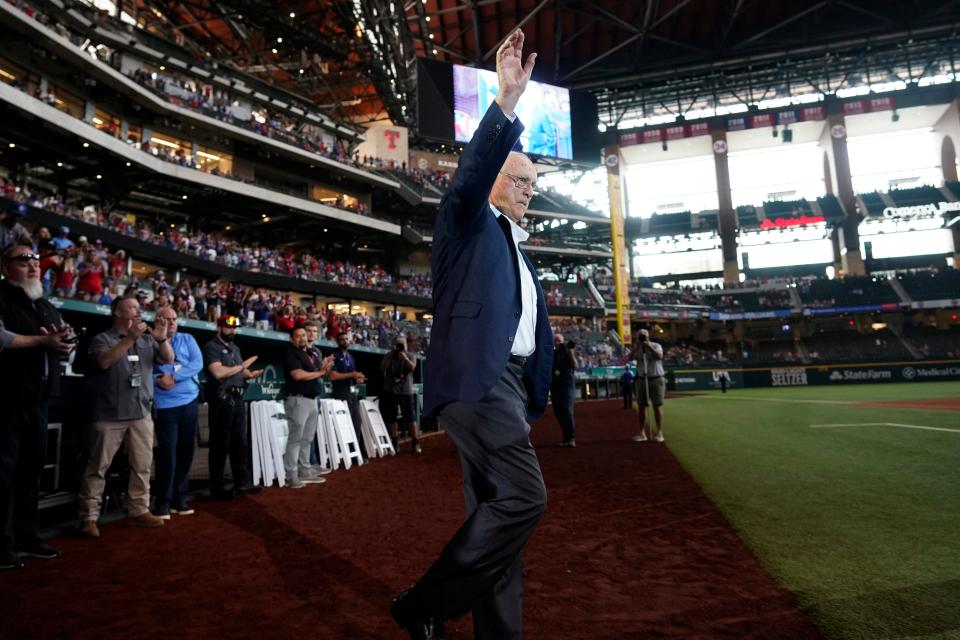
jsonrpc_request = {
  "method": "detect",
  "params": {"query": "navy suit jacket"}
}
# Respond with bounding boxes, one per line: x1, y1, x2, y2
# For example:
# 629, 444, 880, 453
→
423, 102, 554, 421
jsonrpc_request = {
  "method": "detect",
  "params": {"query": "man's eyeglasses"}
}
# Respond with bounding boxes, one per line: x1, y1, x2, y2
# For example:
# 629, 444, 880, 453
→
3, 253, 40, 264
499, 172, 538, 193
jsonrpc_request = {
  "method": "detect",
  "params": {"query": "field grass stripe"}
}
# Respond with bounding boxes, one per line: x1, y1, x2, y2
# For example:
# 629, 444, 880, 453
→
694, 395, 856, 405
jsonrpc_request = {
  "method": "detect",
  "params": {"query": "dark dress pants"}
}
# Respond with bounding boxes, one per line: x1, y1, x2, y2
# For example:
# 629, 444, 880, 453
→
207, 399, 249, 491
551, 382, 576, 442
154, 399, 199, 508
411, 362, 547, 640
623, 382, 633, 409
0, 400, 47, 554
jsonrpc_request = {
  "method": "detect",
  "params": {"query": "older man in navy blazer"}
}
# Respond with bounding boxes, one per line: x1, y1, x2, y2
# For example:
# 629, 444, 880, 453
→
391, 29, 552, 640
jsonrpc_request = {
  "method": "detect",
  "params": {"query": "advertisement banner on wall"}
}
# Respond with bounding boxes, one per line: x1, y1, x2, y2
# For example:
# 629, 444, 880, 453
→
670, 369, 744, 391
670, 361, 960, 390
748, 362, 960, 387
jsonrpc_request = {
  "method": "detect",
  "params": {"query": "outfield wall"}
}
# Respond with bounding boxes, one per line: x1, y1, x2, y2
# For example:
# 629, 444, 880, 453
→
669, 360, 960, 391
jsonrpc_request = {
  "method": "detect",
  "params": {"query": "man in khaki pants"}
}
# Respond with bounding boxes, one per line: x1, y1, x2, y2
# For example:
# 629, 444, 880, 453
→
78, 296, 174, 537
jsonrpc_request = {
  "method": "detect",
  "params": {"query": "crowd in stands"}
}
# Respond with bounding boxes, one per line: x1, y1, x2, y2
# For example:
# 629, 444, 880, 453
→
13, 218, 428, 347
544, 283, 600, 309
664, 342, 730, 366
127, 67, 357, 166
2, 66, 377, 219
711, 290, 794, 313
630, 287, 706, 307
1, 181, 432, 298
359, 157, 453, 194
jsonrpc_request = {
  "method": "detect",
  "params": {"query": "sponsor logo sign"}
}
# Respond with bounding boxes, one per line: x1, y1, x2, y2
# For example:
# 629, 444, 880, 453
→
881, 201, 960, 218
245, 363, 284, 400
771, 367, 809, 386
907, 366, 960, 379
827, 369, 893, 382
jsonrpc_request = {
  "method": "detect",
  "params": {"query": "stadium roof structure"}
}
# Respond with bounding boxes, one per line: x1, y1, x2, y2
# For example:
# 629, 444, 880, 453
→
68, 1, 960, 133
401, 0, 960, 131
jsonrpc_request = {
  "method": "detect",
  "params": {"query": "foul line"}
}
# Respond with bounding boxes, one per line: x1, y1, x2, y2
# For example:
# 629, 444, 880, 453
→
811, 422, 960, 434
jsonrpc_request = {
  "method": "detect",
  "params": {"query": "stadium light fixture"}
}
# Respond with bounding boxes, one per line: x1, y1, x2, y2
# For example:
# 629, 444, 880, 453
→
277, 37, 283, 43
289, 11, 295, 18
56, 162, 63, 167
82, 142, 90, 148
7, 142, 14, 148
272, 48, 278, 54
96, 174, 102, 179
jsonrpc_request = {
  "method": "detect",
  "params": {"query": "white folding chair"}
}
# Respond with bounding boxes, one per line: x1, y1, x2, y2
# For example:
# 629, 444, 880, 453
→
361, 398, 396, 458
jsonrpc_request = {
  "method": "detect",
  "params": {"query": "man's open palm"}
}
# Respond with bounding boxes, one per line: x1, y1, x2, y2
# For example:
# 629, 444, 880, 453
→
496, 29, 537, 114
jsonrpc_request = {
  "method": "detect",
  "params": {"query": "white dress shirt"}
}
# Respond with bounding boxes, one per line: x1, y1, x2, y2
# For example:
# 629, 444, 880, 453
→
491, 205, 538, 357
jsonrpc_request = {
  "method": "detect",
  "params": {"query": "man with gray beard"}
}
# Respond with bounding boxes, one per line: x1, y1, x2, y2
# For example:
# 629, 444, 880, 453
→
0, 244, 75, 570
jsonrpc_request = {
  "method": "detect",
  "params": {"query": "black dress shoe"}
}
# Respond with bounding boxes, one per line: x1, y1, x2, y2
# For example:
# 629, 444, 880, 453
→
14, 538, 60, 559
1, 551, 25, 570
390, 589, 445, 640
209, 487, 235, 501
236, 484, 262, 495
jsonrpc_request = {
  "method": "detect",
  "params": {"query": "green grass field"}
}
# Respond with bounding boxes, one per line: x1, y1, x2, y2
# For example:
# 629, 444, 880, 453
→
663, 381, 960, 640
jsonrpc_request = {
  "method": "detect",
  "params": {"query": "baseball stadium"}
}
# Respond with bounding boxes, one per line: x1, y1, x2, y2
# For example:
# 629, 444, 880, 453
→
0, 1, 957, 639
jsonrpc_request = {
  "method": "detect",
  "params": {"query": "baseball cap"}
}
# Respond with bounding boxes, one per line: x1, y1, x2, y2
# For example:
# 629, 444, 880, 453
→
217, 315, 241, 328
60, 225, 70, 233
8, 202, 27, 217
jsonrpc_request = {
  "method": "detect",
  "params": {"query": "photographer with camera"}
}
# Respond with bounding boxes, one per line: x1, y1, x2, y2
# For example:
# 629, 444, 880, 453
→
380, 337, 421, 454
202, 316, 263, 500
0, 244, 75, 568
77, 296, 174, 538
628, 328, 666, 443
551, 333, 579, 447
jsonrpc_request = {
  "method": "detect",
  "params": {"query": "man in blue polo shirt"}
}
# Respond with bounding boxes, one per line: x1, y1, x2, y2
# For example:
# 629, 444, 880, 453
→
329, 331, 367, 456
152, 306, 203, 518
